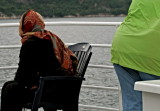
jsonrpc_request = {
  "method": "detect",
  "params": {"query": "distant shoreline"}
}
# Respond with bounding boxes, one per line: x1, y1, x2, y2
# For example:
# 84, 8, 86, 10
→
0, 14, 126, 20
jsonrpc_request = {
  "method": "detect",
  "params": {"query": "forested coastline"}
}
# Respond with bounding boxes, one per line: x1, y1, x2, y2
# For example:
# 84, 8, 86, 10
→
0, 0, 131, 19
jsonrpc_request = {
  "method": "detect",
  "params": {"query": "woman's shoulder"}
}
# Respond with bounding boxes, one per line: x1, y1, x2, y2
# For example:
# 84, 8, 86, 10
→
21, 36, 52, 52
25, 36, 51, 45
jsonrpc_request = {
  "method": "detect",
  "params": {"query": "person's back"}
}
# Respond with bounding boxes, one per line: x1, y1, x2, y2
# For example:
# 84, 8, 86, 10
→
111, 0, 160, 76
15, 36, 61, 88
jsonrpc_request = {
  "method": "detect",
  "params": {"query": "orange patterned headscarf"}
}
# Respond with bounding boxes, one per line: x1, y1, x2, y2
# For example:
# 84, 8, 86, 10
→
19, 10, 78, 74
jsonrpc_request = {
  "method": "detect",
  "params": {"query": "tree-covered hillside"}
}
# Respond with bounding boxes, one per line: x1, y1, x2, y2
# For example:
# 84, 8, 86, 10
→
0, 0, 132, 18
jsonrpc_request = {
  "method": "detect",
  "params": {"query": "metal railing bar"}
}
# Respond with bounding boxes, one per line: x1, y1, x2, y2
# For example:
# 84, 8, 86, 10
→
0, 84, 118, 92
0, 22, 121, 27
82, 85, 119, 91
0, 85, 118, 92
91, 43, 111, 48
0, 43, 111, 49
79, 104, 119, 111
0, 45, 21, 49
45, 21, 122, 26
67, 43, 112, 48
89, 64, 114, 69
0, 66, 18, 70
0, 23, 19, 27
0, 64, 113, 70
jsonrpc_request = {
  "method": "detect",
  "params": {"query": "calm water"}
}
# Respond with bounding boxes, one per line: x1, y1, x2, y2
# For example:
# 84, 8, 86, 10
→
0, 17, 125, 111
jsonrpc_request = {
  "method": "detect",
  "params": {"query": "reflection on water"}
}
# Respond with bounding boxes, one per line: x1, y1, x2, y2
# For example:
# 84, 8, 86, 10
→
0, 17, 124, 110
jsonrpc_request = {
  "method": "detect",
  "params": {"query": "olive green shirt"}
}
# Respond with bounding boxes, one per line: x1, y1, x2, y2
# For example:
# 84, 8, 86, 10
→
111, 0, 160, 76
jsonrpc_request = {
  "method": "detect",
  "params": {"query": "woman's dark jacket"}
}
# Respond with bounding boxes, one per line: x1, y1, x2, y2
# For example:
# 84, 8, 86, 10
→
14, 36, 60, 88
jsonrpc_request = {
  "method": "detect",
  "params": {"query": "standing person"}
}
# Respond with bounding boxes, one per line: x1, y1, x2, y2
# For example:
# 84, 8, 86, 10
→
111, 0, 160, 111
1, 9, 78, 111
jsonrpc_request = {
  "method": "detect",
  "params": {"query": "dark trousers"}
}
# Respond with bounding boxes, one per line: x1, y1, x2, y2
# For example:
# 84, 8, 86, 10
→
1, 81, 35, 111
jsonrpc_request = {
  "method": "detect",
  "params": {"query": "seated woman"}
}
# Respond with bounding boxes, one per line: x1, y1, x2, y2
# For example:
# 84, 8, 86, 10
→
1, 10, 78, 111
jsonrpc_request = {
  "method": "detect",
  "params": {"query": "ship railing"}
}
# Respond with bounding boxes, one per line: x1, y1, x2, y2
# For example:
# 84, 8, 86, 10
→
0, 21, 121, 27
0, 22, 122, 111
